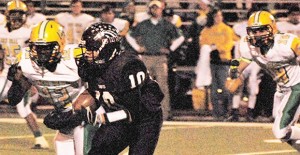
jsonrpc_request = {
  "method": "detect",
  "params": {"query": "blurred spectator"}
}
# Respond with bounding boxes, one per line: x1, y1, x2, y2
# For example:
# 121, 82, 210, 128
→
194, 7, 239, 120
119, 1, 136, 28
163, 8, 182, 28
126, 0, 185, 120
134, 0, 183, 28
276, 5, 300, 37
55, 0, 95, 44
190, 3, 212, 111
187, 1, 212, 65
97, 4, 130, 37
24, 0, 46, 27
0, 13, 5, 24
236, 0, 252, 9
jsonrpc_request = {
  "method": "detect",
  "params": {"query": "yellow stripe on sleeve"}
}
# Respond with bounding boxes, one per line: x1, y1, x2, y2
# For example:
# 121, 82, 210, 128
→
291, 37, 300, 56
239, 57, 252, 63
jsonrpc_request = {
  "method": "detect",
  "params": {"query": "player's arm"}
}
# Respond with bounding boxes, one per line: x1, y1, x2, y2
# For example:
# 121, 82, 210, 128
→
44, 89, 132, 130
291, 36, 300, 56
7, 64, 32, 106
75, 89, 132, 126
225, 58, 251, 94
92, 58, 157, 124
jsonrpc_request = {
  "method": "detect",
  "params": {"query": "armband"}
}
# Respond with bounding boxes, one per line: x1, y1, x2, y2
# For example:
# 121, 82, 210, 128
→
94, 109, 132, 126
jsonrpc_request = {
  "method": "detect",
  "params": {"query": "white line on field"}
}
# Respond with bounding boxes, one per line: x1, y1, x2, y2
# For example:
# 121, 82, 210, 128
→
3, 118, 299, 128
0, 119, 297, 155
264, 139, 283, 143
230, 149, 297, 155
0, 133, 55, 140
0, 118, 44, 123
163, 121, 275, 128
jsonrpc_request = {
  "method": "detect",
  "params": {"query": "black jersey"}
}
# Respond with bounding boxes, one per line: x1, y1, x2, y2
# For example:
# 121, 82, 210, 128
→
84, 51, 164, 121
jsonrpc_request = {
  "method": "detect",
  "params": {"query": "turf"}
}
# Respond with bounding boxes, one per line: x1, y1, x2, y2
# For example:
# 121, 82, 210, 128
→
0, 120, 299, 155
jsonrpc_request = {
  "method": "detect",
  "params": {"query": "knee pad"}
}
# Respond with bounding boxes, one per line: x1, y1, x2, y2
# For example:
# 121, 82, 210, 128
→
73, 126, 84, 155
16, 99, 32, 118
54, 131, 75, 155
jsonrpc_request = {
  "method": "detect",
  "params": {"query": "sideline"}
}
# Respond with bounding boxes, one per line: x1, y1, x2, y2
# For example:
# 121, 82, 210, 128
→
0, 118, 275, 127
0, 133, 55, 140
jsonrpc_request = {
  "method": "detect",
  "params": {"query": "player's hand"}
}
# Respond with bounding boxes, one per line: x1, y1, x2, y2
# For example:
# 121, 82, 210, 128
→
225, 77, 243, 94
137, 46, 146, 54
7, 64, 22, 81
160, 48, 170, 55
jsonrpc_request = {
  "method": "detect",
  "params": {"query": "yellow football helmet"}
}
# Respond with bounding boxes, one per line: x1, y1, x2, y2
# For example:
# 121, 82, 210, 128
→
29, 20, 65, 71
6, 0, 28, 31
246, 11, 277, 50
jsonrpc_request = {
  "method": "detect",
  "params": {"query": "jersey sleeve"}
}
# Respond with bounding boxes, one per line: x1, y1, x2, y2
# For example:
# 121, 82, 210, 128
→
291, 36, 300, 56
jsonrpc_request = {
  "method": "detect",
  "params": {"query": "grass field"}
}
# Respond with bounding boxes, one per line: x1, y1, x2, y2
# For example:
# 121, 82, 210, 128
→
0, 118, 299, 155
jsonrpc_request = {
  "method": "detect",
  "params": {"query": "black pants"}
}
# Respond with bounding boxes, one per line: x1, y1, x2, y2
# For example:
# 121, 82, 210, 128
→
88, 109, 163, 155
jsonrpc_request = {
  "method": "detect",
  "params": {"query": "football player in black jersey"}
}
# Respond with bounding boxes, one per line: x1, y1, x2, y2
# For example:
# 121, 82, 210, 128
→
76, 22, 164, 155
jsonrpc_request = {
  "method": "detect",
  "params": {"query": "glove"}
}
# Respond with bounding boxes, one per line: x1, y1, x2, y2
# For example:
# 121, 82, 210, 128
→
228, 59, 240, 79
7, 64, 22, 81
43, 109, 85, 130
225, 77, 243, 94
81, 106, 98, 125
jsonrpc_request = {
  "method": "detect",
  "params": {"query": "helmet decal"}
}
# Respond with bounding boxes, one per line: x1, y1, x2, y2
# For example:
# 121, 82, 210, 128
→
80, 22, 121, 66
